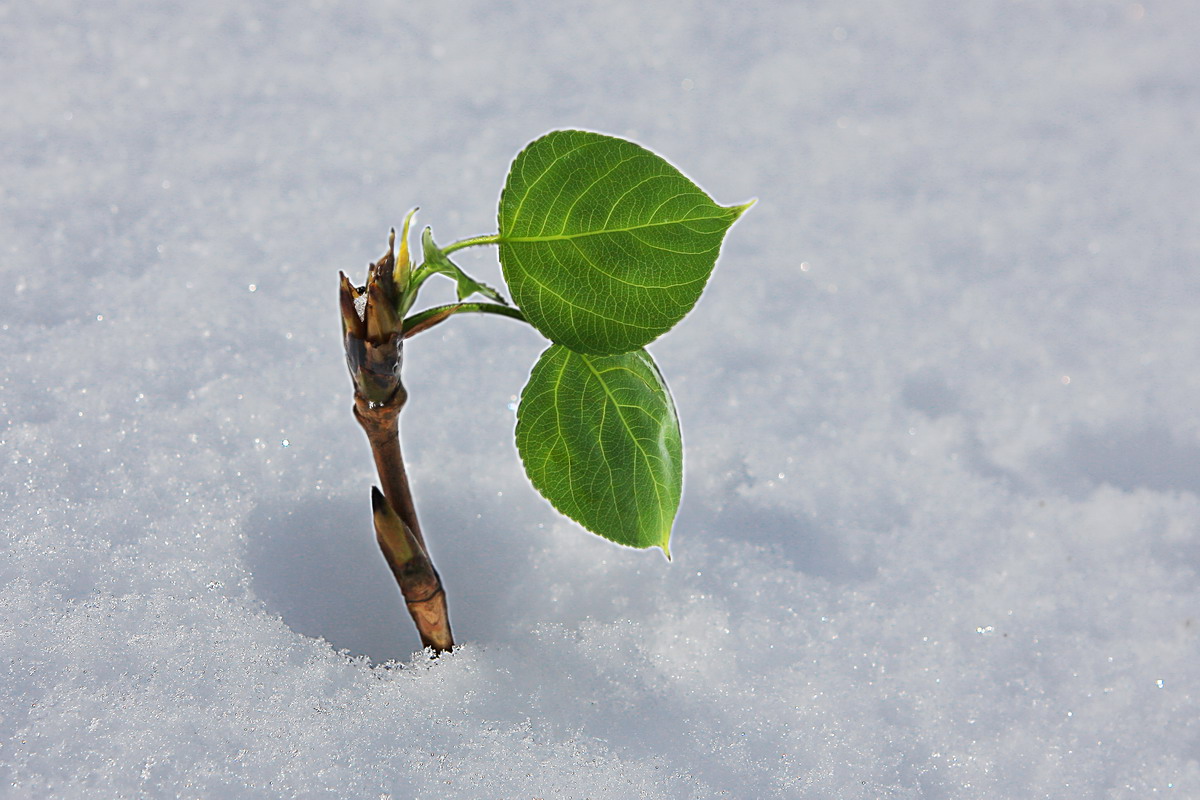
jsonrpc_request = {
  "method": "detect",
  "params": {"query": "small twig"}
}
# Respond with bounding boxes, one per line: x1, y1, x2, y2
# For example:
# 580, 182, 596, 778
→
341, 232, 458, 653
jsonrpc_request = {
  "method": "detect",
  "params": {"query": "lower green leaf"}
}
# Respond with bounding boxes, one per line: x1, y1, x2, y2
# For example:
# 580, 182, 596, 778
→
515, 344, 682, 554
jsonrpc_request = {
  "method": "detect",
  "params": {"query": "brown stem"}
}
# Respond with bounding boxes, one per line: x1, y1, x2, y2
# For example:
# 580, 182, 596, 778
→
354, 391, 427, 550
371, 488, 454, 653
355, 391, 454, 653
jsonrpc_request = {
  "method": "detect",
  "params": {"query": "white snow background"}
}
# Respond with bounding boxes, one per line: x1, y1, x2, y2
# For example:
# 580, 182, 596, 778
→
2, 1, 1199, 797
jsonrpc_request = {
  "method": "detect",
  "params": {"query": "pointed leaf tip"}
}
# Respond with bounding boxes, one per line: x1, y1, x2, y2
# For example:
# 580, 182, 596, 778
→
732, 198, 757, 218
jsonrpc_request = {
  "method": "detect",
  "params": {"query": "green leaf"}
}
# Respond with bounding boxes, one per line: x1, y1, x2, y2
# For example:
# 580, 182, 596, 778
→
421, 227, 508, 304
515, 344, 682, 554
498, 129, 751, 355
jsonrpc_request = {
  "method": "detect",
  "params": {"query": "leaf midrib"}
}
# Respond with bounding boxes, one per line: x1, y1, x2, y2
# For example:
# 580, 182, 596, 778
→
500, 209, 732, 244
578, 352, 669, 542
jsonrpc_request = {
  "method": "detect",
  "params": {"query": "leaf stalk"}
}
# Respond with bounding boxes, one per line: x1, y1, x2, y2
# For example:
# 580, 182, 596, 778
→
402, 302, 527, 339
441, 233, 501, 255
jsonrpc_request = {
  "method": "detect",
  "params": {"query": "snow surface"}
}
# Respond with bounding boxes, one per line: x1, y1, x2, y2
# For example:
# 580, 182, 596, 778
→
3, 0, 1199, 797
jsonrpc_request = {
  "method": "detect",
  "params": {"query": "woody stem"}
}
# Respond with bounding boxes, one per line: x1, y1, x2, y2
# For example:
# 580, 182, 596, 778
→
354, 391, 454, 653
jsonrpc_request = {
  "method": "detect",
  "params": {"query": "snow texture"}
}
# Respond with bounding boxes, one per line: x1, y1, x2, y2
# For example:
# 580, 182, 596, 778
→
3, 1, 1199, 797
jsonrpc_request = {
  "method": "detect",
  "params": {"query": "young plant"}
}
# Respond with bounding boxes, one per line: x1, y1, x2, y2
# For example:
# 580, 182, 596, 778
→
340, 130, 752, 651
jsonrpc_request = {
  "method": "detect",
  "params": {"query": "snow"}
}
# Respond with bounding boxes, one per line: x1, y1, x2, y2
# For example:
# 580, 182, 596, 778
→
3, 0, 1199, 796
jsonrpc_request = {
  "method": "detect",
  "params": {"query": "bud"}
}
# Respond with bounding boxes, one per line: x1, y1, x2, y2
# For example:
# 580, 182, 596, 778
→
370, 486, 453, 653
394, 207, 417, 295
371, 486, 415, 565
340, 223, 413, 406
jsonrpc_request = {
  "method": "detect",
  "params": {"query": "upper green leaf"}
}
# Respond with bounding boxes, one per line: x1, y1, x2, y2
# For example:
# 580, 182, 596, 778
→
498, 129, 751, 355
515, 344, 682, 554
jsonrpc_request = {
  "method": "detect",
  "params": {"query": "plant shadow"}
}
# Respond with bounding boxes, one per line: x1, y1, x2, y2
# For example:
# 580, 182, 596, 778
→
243, 494, 412, 662
678, 495, 877, 583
